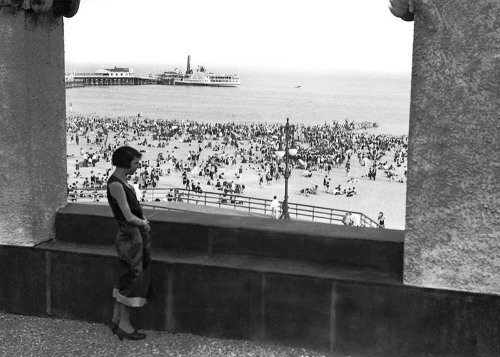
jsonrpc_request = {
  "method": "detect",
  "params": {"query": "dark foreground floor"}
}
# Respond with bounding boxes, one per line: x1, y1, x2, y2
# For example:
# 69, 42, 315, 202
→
0, 313, 350, 357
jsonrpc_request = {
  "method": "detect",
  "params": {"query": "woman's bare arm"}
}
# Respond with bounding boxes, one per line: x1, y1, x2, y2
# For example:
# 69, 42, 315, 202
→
109, 182, 149, 230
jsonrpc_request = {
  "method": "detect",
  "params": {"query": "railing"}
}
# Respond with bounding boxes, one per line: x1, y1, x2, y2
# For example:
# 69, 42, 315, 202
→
68, 187, 380, 227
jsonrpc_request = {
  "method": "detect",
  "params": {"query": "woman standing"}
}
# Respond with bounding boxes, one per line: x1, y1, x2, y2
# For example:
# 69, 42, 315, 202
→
107, 146, 151, 341
378, 212, 386, 228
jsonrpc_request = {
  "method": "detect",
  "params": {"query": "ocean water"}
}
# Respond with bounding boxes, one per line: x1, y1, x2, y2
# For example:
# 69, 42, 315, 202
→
66, 70, 411, 135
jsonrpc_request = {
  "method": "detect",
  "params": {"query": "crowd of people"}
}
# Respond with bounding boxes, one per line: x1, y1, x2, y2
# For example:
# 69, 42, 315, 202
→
66, 115, 408, 226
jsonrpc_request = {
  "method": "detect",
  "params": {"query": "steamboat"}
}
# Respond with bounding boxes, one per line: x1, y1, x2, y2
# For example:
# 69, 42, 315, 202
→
174, 55, 240, 87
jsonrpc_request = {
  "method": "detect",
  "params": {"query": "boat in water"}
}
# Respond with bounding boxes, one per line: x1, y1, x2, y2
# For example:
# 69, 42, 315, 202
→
174, 55, 240, 87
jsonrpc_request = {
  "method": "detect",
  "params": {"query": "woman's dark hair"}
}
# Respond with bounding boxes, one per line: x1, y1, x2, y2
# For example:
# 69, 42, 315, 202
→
112, 146, 142, 168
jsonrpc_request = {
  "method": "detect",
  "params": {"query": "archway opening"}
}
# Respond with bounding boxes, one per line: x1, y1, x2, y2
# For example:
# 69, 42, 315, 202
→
63, 0, 413, 230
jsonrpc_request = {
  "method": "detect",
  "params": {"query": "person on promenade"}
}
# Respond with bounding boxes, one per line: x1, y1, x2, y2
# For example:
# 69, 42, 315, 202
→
378, 212, 385, 228
270, 195, 280, 219
107, 146, 151, 341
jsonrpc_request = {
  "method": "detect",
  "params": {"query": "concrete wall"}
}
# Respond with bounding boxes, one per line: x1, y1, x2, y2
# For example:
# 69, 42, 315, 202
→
404, 0, 500, 294
1, 207, 500, 356
0, 7, 67, 246
55, 204, 405, 279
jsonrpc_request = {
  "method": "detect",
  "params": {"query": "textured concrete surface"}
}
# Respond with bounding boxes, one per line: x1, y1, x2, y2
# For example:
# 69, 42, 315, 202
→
55, 204, 404, 278
0, 7, 67, 246
0, 313, 342, 357
404, 0, 500, 294
4, 233, 500, 355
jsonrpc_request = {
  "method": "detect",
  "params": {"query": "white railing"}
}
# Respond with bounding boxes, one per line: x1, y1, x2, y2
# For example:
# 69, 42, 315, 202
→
68, 187, 380, 227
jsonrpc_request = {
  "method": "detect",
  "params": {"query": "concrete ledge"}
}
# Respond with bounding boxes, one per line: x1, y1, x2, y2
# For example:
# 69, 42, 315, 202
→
2, 242, 500, 356
40, 241, 401, 285
57, 203, 403, 242
56, 203, 404, 279
5, 204, 495, 355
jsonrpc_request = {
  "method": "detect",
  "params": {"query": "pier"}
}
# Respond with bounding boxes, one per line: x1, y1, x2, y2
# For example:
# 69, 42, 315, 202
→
73, 73, 158, 86
65, 67, 180, 86
64, 78, 85, 88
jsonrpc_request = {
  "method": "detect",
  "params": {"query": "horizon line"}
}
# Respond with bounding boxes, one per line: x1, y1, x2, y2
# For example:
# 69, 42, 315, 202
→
64, 62, 411, 76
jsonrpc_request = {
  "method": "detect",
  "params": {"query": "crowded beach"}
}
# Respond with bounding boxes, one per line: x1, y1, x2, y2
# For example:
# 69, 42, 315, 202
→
66, 115, 408, 229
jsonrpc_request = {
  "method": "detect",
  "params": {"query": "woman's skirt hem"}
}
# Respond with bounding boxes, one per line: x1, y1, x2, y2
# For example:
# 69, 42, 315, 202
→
113, 288, 147, 307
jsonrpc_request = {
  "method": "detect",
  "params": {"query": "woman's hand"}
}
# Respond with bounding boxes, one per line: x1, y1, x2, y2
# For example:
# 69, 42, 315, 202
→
141, 219, 151, 232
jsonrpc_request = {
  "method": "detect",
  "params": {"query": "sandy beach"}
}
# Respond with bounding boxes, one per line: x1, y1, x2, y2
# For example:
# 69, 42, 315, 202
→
66, 117, 407, 230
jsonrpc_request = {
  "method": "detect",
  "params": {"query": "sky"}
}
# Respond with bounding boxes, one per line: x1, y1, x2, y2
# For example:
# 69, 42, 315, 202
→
64, 0, 414, 75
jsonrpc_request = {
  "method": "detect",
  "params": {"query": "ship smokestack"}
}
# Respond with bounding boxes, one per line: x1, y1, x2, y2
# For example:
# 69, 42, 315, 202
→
187, 55, 191, 73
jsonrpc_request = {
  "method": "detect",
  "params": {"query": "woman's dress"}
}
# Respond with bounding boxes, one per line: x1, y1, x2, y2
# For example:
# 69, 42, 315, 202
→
107, 175, 151, 307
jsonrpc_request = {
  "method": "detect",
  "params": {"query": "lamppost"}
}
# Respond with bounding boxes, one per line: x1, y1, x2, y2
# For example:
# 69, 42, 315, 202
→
275, 118, 298, 220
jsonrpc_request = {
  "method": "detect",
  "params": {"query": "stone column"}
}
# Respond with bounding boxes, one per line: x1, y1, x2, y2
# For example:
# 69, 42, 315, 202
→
403, 0, 500, 294
0, 1, 79, 246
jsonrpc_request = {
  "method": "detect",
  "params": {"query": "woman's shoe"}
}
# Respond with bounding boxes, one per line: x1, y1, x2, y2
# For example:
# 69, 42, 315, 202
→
109, 322, 118, 335
115, 327, 147, 341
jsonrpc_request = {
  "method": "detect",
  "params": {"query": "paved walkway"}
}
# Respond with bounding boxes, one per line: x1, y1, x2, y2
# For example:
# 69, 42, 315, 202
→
0, 312, 347, 357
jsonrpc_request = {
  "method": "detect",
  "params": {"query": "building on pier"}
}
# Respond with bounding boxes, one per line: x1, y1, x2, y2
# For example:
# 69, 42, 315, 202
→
70, 66, 158, 86
96, 66, 134, 77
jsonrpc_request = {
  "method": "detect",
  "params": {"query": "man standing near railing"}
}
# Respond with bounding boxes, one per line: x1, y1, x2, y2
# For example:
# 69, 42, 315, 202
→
270, 196, 280, 219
